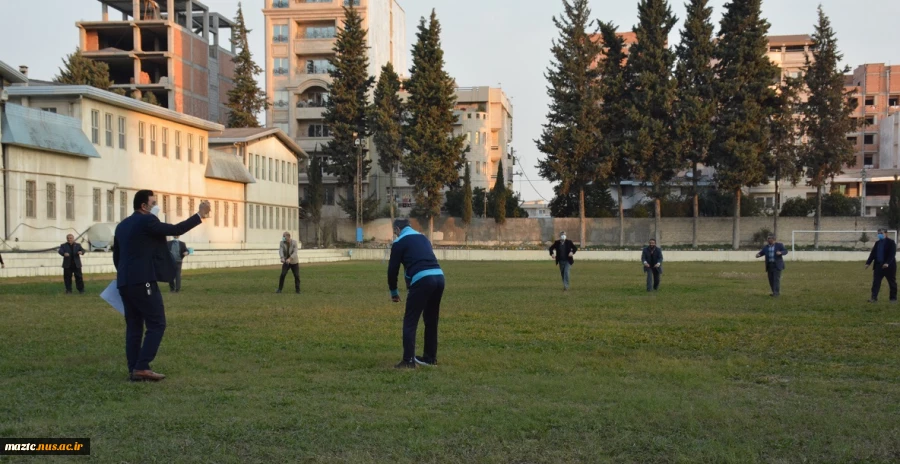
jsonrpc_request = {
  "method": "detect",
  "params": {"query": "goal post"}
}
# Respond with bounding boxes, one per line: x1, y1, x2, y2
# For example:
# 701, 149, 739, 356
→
790, 230, 897, 258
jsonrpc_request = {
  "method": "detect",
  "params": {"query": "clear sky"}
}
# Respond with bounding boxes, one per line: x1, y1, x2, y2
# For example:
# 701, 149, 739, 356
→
1, 0, 898, 202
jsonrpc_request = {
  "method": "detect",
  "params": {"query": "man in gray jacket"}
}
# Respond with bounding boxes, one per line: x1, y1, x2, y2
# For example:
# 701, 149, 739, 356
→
277, 232, 300, 294
167, 235, 189, 293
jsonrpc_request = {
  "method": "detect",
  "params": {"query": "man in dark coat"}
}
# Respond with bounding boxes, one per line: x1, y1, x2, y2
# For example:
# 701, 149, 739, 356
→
865, 228, 897, 303
166, 235, 189, 293
755, 234, 788, 297
59, 234, 86, 294
641, 238, 663, 292
549, 231, 577, 291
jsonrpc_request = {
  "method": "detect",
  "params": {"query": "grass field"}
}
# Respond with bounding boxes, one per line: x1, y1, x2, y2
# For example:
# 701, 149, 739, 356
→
1, 261, 899, 463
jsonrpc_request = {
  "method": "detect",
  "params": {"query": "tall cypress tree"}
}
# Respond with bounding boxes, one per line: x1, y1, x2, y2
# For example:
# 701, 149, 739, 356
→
711, 0, 779, 250
674, 0, 716, 248
625, 0, 679, 244
403, 10, 468, 238
226, 3, 267, 128
492, 160, 507, 224
537, 0, 606, 247
323, 7, 375, 190
370, 62, 404, 225
597, 21, 631, 247
306, 156, 325, 246
462, 162, 474, 227
801, 6, 857, 248
768, 75, 804, 238
55, 48, 115, 90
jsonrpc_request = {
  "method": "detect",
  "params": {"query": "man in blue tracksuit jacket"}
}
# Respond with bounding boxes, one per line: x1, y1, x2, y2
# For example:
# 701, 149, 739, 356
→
387, 219, 445, 369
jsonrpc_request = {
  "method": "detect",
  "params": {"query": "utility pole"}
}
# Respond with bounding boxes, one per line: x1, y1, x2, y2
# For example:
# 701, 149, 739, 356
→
861, 166, 867, 217
354, 134, 363, 246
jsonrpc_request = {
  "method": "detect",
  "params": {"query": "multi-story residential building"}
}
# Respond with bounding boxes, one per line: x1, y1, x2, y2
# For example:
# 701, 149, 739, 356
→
77, 0, 236, 125
521, 200, 551, 219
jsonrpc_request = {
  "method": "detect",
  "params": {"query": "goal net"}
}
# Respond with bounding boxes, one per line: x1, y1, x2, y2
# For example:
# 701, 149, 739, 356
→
790, 230, 897, 253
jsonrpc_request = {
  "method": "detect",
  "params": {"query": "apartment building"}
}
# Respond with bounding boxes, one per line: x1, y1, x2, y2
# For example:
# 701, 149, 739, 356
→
77, 0, 236, 125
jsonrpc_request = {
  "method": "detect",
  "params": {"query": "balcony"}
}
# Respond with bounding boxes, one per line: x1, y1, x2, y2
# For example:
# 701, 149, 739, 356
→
294, 38, 336, 55
295, 107, 325, 120
865, 195, 890, 208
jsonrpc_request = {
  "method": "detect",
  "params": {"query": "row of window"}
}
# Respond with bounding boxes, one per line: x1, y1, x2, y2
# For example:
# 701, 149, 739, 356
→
273, 24, 336, 42
89, 110, 206, 164
274, 90, 330, 108
248, 155, 297, 184
848, 134, 878, 145
272, 58, 335, 76
850, 96, 900, 107
248, 204, 299, 231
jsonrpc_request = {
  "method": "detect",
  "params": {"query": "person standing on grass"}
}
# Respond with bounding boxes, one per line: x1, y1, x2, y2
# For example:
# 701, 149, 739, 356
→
755, 234, 788, 297
167, 235, 189, 293
865, 228, 897, 303
113, 190, 209, 382
549, 231, 577, 291
0, 252, 4, 269
59, 234, 86, 294
388, 219, 445, 369
277, 232, 300, 294
642, 238, 663, 292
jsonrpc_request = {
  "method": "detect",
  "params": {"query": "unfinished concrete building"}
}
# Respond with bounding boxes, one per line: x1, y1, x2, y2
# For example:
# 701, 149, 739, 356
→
77, 0, 237, 125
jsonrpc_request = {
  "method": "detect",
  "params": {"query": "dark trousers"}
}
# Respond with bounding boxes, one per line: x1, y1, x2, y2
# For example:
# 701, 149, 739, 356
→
766, 265, 782, 296
646, 268, 661, 291
64, 266, 84, 292
872, 265, 897, 301
169, 262, 183, 292
278, 263, 300, 291
120, 282, 166, 372
402, 275, 445, 361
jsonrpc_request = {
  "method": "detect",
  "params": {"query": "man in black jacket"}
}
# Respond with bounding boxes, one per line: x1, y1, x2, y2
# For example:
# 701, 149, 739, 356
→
113, 190, 209, 381
865, 228, 897, 303
641, 239, 663, 292
166, 235, 189, 293
755, 234, 788, 297
59, 234, 86, 294
549, 231, 577, 291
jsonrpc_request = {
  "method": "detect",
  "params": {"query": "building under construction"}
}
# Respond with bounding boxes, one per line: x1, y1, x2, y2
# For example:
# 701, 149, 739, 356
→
77, 0, 237, 124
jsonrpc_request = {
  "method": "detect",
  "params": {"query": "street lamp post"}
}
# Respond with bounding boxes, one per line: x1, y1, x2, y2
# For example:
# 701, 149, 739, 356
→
354, 134, 363, 246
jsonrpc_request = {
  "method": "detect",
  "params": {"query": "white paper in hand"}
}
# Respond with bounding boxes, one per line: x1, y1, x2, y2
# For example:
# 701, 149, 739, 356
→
101, 280, 125, 315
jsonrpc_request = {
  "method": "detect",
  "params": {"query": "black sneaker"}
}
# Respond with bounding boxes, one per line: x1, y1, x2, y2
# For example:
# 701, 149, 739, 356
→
395, 359, 416, 369
275, 289, 282, 294
414, 356, 436, 366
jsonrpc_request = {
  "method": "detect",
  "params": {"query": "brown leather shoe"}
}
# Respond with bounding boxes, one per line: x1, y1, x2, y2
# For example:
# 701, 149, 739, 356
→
131, 370, 166, 381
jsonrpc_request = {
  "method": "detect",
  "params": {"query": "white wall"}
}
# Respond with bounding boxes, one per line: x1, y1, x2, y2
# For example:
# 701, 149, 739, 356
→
240, 136, 301, 245
880, 113, 899, 169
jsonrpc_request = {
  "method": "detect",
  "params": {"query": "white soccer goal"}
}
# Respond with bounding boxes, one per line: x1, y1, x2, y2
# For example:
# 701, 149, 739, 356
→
790, 230, 897, 257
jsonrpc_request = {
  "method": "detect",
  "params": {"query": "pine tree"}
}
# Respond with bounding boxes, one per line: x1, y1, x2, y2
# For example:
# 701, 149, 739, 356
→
711, 0, 779, 250
537, 0, 606, 247
625, 0, 679, 244
674, 0, 716, 248
307, 156, 325, 246
767, 75, 804, 238
55, 48, 115, 90
462, 162, 474, 227
226, 3, 267, 128
800, 6, 857, 248
141, 91, 160, 107
597, 21, 631, 247
492, 160, 507, 224
323, 6, 375, 192
370, 62, 404, 225
403, 10, 468, 238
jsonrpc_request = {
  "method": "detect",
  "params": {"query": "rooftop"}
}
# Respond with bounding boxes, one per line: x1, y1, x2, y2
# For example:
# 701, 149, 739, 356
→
95, 0, 235, 27
1, 103, 100, 159
0, 61, 28, 85
768, 34, 813, 46
209, 127, 307, 159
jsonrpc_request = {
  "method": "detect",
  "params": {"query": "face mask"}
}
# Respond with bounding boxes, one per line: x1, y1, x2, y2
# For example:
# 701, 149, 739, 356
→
150, 205, 160, 217
282, 237, 287, 242
560, 235, 566, 241
878, 234, 885, 240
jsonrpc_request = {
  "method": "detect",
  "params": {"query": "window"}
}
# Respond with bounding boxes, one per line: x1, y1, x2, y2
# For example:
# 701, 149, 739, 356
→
483, 132, 487, 145
214, 201, 219, 226
105, 113, 113, 147
249, 204, 254, 229
865, 134, 876, 144
275, 159, 280, 183
272, 0, 288, 7
139, 122, 146, 153
344, 0, 360, 6
224, 202, 229, 227
189, 198, 195, 217
120, 191, 127, 221
865, 116, 876, 126
176, 196, 183, 217
847, 136, 858, 145
249, 153, 254, 174
890, 96, 900, 107
66, 185, 75, 220
107, 190, 115, 222
269, 157, 273, 180
150, 125, 157, 155
233, 203, 238, 228
325, 185, 335, 205
25, 181, 36, 218
175, 131, 182, 160
41, 107, 57, 113
476, 162, 482, 175
118, 116, 126, 149
274, 58, 289, 76
256, 205, 261, 229
255, 155, 260, 178
163, 195, 170, 217
261, 157, 267, 180
273, 24, 288, 43
46, 183, 56, 219
262, 206, 267, 229
161, 128, 168, 157
282, 161, 287, 183
276, 207, 280, 230
865, 96, 875, 106
269, 206, 274, 229
274, 90, 289, 108
864, 155, 873, 167
91, 110, 100, 144
303, 59, 333, 75
199, 137, 205, 164
305, 26, 336, 39
93, 188, 102, 222
307, 124, 330, 137
188, 134, 194, 162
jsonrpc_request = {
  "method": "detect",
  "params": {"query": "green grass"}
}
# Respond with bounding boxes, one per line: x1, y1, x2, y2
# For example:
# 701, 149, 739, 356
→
1, 261, 898, 463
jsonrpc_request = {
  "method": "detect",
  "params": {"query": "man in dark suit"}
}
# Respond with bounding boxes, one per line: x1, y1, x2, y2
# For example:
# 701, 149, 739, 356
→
166, 235, 189, 293
113, 190, 209, 381
865, 228, 897, 303
59, 234, 86, 294
642, 238, 663, 292
549, 231, 577, 291
755, 234, 788, 297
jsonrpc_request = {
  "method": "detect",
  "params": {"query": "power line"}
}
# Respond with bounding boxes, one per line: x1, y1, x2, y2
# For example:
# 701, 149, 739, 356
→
517, 166, 550, 202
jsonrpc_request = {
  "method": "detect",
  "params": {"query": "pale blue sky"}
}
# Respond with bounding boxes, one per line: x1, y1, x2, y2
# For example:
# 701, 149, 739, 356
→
1, 0, 898, 201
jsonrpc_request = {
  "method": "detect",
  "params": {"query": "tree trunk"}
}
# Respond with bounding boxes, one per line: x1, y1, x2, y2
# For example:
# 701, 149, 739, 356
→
733, 188, 741, 250
617, 183, 624, 247
579, 187, 587, 248
654, 198, 661, 244
773, 172, 780, 239
389, 166, 395, 225
814, 185, 822, 249
692, 163, 699, 249
428, 215, 434, 242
